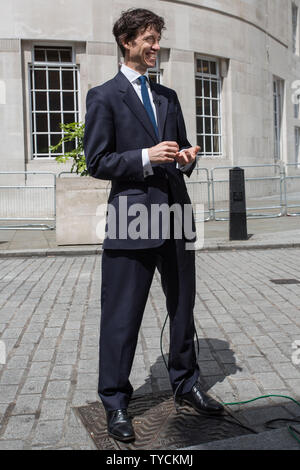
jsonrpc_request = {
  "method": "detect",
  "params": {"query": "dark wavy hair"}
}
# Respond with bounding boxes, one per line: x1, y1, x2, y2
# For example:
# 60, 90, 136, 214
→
113, 8, 165, 57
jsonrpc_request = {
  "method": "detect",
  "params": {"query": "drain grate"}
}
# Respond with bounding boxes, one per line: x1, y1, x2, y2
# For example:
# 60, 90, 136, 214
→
74, 392, 252, 450
270, 279, 300, 285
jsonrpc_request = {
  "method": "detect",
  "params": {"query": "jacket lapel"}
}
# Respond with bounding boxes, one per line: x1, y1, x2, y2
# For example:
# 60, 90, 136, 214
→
114, 72, 159, 144
150, 82, 169, 142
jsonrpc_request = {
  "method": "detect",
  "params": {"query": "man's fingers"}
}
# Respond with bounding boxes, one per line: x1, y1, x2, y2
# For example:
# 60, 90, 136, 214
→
163, 141, 179, 151
178, 151, 190, 163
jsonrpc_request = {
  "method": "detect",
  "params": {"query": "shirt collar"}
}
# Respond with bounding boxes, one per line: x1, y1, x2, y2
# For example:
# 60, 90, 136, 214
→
120, 63, 149, 84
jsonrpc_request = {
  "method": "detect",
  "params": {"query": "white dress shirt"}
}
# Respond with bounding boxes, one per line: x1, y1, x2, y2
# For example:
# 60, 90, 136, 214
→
120, 63, 192, 177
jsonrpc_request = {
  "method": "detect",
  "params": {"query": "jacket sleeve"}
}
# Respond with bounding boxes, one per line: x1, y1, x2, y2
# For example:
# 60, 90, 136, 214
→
175, 92, 196, 178
83, 87, 145, 181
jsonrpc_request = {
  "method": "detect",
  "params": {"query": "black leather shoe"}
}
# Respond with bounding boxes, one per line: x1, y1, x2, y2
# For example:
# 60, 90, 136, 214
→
106, 408, 135, 442
176, 382, 224, 415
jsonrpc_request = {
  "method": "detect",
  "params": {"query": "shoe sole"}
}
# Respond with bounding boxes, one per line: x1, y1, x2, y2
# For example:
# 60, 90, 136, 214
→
177, 398, 224, 416
108, 430, 136, 443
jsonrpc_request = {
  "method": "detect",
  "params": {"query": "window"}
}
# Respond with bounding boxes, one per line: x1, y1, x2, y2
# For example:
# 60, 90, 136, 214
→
29, 46, 79, 159
294, 93, 300, 119
295, 127, 300, 165
148, 55, 162, 84
292, 2, 299, 54
195, 56, 222, 157
273, 77, 284, 161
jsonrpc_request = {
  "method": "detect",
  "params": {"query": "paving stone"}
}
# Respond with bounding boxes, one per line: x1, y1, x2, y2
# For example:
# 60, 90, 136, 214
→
31, 420, 64, 446
0, 368, 24, 385
55, 352, 77, 365
0, 440, 24, 450
79, 347, 98, 360
255, 372, 286, 390
1, 415, 35, 439
12, 395, 41, 415
32, 349, 55, 362
45, 381, 71, 399
50, 364, 73, 380
43, 328, 61, 338
246, 357, 274, 373
75, 373, 98, 390
229, 379, 262, 401
21, 377, 47, 395
27, 362, 51, 377
39, 400, 67, 420
1, 328, 22, 339
253, 336, 278, 349
241, 405, 293, 426
19, 332, 41, 344
0, 385, 18, 404
235, 344, 263, 358
273, 363, 300, 380
57, 340, 79, 353
6, 355, 29, 369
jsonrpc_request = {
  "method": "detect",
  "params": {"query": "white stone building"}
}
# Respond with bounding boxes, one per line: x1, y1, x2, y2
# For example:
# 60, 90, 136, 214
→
1, 0, 300, 199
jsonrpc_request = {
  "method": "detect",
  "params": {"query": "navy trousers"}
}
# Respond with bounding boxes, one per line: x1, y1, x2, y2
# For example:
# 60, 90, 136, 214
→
98, 228, 200, 411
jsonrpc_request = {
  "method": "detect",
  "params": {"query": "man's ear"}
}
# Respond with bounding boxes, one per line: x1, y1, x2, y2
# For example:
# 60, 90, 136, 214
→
121, 37, 131, 52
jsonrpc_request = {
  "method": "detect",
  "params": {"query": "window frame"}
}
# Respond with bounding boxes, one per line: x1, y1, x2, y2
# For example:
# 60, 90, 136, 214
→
195, 54, 222, 158
28, 44, 80, 160
295, 127, 300, 166
273, 77, 284, 162
148, 55, 162, 84
292, 2, 299, 55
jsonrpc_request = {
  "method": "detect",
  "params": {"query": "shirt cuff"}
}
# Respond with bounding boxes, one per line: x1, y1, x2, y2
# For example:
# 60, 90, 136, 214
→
142, 148, 154, 177
177, 161, 194, 172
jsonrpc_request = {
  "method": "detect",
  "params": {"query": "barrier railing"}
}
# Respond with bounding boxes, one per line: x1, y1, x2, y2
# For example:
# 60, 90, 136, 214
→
0, 171, 56, 230
285, 163, 300, 216
210, 164, 285, 221
186, 168, 211, 221
0, 164, 299, 230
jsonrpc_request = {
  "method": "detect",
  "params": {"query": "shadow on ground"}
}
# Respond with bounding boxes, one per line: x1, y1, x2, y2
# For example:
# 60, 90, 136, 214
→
74, 337, 300, 449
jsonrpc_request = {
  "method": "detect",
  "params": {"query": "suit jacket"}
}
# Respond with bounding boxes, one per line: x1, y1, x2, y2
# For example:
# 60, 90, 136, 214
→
83, 71, 196, 250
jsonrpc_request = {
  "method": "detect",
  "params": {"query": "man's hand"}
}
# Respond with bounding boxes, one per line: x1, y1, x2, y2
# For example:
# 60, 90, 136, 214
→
175, 146, 200, 166
148, 141, 179, 164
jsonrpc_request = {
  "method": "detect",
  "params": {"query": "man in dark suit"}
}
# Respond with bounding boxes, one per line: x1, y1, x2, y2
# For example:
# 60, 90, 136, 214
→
84, 8, 223, 443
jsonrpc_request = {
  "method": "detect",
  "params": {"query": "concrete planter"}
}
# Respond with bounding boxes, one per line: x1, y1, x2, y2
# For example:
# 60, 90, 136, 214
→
56, 176, 110, 245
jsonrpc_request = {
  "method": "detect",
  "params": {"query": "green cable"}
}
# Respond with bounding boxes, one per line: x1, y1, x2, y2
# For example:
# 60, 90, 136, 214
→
160, 313, 300, 446
223, 394, 300, 408
223, 394, 300, 447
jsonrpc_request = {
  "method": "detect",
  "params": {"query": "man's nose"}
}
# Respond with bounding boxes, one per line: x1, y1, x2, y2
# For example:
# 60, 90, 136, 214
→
152, 41, 160, 51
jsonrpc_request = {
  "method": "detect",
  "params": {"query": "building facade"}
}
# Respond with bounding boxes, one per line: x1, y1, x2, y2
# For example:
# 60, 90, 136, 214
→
1, 0, 300, 191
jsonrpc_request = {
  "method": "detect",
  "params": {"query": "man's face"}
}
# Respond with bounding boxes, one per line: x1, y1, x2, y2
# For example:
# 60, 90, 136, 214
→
123, 26, 161, 73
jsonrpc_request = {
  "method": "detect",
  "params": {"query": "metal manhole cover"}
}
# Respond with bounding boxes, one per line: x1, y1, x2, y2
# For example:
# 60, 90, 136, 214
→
74, 392, 252, 450
270, 279, 300, 285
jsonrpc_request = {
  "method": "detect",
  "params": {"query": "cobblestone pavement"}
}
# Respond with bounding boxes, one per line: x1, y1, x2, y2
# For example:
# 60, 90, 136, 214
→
0, 249, 300, 449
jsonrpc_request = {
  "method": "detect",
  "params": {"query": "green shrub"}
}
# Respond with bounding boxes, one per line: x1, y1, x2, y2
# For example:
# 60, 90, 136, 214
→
50, 122, 88, 176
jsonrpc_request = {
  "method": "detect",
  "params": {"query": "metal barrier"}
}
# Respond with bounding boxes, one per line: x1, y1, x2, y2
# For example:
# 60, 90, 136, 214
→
0, 172, 56, 230
186, 168, 211, 221
211, 164, 285, 221
285, 163, 300, 216
0, 164, 299, 231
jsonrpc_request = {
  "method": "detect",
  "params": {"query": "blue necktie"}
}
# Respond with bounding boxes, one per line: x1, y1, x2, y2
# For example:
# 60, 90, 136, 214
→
138, 75, 159, 138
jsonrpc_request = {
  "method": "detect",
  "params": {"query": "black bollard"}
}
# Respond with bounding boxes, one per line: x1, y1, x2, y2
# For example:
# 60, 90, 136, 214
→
229, 167, 248, 240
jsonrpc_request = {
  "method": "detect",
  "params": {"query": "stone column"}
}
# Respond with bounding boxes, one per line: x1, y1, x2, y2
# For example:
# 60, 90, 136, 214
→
0, 39, 25, 180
